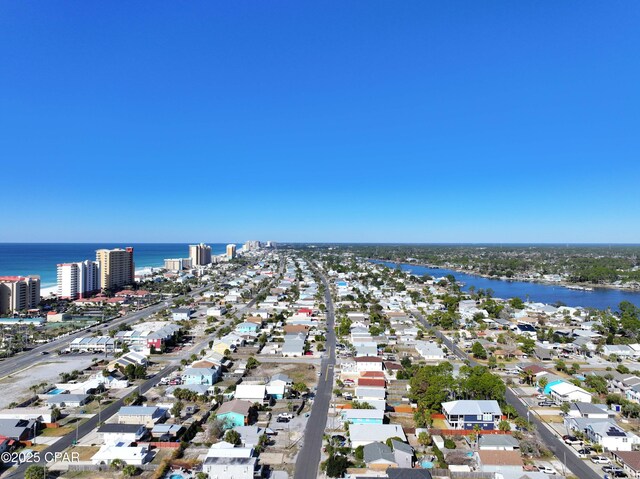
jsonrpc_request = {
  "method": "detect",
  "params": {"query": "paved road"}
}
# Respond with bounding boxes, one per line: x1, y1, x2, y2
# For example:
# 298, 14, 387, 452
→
7, 363, 179, 478
294, 266, 336, 479
411, 309, 600, 479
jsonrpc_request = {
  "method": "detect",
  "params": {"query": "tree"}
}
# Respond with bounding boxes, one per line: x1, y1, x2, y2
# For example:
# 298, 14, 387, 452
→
224, 429, 242, 445
498, 420, 511, 431
325, 454, 350, 478
417, 431, 431, 447
246, 356, 260, 370
509, 297, 525, 310
560, 402, 571, 414
471, 341, 487, 360
538, 377, 548, 389
122, 465, 140, 477
171, 400, 183, 418
354, 445, 364, 461
25, 466, 47, 479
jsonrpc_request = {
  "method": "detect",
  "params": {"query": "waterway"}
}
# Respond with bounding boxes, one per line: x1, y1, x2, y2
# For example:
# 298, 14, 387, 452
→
371, 260, 640, 311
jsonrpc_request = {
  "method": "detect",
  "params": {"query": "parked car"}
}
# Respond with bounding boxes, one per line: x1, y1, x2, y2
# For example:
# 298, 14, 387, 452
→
538, 401, 555, 407
537, 466, 558, 475
276, 417, 290, 423
278, 413, 294, 420
591, 456, 611, 464
577, 447, 593, 456
536, 394, 547, 400
563, 436, 582, 445
603, 466, 623, 474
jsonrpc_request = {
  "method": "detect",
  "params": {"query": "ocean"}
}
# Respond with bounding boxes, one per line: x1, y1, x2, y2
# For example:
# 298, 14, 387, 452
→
0, 243, 232, 287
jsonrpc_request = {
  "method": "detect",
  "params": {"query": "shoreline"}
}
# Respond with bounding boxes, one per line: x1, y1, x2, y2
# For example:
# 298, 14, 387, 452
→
368, 258, 640, 293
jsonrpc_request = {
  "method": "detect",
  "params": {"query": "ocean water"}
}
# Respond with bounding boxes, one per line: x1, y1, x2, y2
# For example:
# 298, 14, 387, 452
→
372, 260, 640, 311
0, 243, 231, 287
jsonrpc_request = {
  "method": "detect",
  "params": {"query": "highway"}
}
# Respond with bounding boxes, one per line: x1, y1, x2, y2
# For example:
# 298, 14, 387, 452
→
410, 309, 600, 479
294, 266, 336, 479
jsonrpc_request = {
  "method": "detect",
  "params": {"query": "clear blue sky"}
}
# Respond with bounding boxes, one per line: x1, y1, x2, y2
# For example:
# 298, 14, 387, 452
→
1, 1, 639, 243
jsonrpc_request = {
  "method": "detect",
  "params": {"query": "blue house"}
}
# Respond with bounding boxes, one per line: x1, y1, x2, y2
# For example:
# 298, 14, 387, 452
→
235, 322, 259, 334
216, 399, 253, 430
543, 379, 567, 395
442, 400, 502, 431
183, 367, 218, 386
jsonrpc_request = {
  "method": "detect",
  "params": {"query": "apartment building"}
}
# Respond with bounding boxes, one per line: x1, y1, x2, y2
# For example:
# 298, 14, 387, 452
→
189, 243, 212, 266
57, 260, 100, 300
96, 247, 134, 290
226, 244, 237, 259
0, 276, 41, 314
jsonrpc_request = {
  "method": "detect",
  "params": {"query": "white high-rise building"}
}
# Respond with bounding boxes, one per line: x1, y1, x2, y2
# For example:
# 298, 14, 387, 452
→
243, 240, 261, 251
57, 260, 100, 300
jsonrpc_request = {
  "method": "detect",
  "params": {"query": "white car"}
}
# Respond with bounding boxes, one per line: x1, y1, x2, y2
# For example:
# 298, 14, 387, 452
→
591, 456, 611, 464
278, 413, 294, 420
536, 394, 547, 400
537, 465, 558, 475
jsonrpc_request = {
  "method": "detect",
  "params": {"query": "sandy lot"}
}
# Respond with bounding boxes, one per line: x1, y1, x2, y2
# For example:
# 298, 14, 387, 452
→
0, 356, 97, 408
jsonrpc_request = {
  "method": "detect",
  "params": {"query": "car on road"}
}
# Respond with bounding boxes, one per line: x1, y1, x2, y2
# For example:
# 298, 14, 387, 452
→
537, 466, 557, 475
591, 456, 611, 464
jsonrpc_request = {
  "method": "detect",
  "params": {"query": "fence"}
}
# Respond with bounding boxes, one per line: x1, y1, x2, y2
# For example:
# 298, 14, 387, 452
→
429, 469, 493, 479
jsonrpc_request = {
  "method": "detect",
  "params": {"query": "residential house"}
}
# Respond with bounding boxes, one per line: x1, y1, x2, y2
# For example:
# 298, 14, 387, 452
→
478, 435, 520, 451
44, 394, 90, 408
363, 440, 413, 470
235, 384, 267, 403
117, 406, 165, 427
549, 382, 592, 403
612, 451, 640, 478
97, 423, 147, 445
92, 443, 152, 466
586, 421, 636, 451
415, 341, 446, 361
171, 308, 191, 321
341, 408, 385, 425
567, 402, 612, 419
266, 374, 291, 400
441, 400, 502, 431
0, 418, 37, 441
216, 400, 253, 429
183, 367, 219, 386
202, 457, 258, 479
475, 450, 524, 474
349, 423, 407, 448
354, 356, 384, 373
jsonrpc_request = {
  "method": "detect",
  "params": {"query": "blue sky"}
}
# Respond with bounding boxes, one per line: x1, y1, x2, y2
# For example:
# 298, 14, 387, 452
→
1, 1, 639, 243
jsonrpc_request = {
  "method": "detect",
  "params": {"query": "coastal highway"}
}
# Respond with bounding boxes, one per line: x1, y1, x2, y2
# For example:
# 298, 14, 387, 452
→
0, 284, 211, 381
411, 309, 600, 479
294, 265, 336, 479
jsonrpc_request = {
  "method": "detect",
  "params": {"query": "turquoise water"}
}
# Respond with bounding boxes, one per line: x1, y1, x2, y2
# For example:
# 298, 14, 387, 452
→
0, 243, 232, 287
372, 260, 640, 310
48, 388, 66, 395
421, 461, 434, 468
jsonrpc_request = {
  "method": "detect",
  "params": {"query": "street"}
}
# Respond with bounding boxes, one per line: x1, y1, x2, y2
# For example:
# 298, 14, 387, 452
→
294, 267, 336, 479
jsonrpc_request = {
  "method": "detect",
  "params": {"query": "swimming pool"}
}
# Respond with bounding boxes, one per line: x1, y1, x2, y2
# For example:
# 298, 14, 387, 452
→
48, 388, 66, 395
421, 461, 434, 469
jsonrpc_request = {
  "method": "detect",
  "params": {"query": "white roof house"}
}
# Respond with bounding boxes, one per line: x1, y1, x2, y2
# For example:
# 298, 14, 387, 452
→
349, 424, 407, 448
355, 387, 386, 401
91, 444, 151, 466
415, 341, 446, 360
549, 382, 592, 403
235, 384, 267, 402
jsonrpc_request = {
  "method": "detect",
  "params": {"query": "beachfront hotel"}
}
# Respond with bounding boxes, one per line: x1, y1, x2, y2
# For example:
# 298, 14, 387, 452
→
226, 243, 237, 259
96, 247, 135, 290
0, 275, 41, 314
189, 243, 212, 266
57, 260, 100, 300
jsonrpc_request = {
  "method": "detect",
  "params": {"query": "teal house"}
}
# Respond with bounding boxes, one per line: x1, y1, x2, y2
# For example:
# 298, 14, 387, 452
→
216, 399, 253, 429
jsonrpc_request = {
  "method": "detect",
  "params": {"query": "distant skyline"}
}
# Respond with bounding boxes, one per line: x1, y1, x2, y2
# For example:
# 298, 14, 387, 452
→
1, 2, 639, 243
